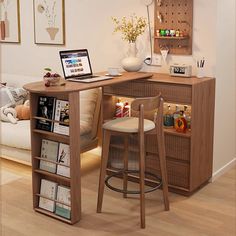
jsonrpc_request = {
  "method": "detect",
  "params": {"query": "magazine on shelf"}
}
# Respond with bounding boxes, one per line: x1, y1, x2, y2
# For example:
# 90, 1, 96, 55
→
53, 100, 69, 135
56, 143, 70, 178
40, 139, 59, 173
55, 185, 71, 219
36, 96, 56, 131
39, 179, 58, 212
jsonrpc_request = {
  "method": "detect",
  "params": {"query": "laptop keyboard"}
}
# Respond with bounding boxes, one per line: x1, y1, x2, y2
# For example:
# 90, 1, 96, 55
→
67, 76, 112, 83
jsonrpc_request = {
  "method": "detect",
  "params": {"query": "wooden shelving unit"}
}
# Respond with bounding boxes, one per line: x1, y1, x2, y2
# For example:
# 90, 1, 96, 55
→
155, 36, 188, 40
103, 74, 215, 195
26, 90, 81, 224
154, 0, 193, 55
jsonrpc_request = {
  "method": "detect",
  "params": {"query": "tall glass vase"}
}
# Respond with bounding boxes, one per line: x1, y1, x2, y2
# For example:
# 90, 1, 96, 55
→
121, 42, 143, 72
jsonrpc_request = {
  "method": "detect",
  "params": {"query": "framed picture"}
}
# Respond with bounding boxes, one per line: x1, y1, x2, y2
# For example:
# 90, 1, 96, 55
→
0, 0, 21, 43
33, 0, 65, 45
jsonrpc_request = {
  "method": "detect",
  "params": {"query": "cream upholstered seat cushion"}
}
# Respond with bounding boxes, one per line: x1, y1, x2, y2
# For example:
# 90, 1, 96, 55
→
103, 117, 155, 133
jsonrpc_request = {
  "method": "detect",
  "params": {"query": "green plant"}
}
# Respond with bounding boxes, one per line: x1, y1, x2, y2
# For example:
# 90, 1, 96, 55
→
112, 14, 147, 43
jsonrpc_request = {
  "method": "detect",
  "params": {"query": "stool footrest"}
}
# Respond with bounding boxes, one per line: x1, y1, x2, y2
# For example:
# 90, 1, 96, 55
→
105, 170, 162, 194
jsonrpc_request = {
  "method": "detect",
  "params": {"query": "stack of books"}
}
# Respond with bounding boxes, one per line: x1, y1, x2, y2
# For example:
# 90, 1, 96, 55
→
36, 96, 69, 135
40, 139, 70, 178
39, 179, 71, 219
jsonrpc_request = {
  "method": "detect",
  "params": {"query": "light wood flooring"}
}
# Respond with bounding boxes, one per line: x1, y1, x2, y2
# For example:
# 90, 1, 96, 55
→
0, 154, 235, 236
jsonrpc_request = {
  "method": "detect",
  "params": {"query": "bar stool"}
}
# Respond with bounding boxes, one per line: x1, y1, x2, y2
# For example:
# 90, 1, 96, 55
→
97, 94, 169, 228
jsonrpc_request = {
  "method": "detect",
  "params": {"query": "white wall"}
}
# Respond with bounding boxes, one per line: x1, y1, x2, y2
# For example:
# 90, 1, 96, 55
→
1, 0, 235, 175
213, 0, 236, 173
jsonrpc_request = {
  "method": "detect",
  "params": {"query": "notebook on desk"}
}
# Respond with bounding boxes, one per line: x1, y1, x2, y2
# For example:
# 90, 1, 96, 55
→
60, 49, 113, 83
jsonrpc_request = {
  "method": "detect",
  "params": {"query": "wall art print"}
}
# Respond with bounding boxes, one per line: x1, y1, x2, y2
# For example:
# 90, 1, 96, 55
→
34, 0, 65, 45
0, 0, 20, 43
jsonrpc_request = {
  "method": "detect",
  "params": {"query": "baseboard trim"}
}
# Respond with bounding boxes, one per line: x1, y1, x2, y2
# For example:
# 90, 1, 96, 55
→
211, 157, 236, 182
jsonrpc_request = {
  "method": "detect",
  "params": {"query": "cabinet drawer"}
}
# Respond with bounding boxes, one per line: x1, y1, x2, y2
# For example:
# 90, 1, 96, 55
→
104, 80, 192, 104
104, 80, 150, 97
146, 154, 190, 189
151, 82, 192, 104
146, 134, 191, 162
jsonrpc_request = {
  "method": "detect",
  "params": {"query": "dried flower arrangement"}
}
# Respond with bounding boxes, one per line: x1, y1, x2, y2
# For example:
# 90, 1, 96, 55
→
112, 14, 147, 43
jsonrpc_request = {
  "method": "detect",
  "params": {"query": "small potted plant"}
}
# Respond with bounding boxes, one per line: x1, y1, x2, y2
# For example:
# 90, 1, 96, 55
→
43, 68, 61, 87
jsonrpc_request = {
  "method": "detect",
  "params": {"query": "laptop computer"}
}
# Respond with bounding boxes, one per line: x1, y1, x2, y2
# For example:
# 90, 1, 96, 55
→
60, 49, 112, 83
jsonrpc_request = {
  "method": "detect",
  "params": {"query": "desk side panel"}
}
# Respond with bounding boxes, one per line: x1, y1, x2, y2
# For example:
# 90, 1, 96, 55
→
190, 79, 215, 191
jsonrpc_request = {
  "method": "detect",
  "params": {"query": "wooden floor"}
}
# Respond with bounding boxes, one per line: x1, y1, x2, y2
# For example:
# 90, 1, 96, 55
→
0, 154, 235, 236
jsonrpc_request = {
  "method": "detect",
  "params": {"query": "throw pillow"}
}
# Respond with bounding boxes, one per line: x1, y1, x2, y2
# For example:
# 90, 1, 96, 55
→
0, 86, 28, 108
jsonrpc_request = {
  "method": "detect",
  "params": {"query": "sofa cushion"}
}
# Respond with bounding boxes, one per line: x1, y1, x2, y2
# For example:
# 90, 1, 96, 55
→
0, 118, 96, 151
0, 86, 28, 108
0, 120, 31, 150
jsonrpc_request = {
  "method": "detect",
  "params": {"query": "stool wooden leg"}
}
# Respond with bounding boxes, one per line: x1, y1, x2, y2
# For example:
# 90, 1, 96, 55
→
97, 130, 111, 213
139, 108, 145, 228
123, 135, 129, 198
157, 132, 169, 211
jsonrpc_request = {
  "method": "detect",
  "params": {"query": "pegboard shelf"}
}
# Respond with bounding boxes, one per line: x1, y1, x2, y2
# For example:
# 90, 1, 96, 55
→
154, 0, 193, 55
155, 36, 188, 40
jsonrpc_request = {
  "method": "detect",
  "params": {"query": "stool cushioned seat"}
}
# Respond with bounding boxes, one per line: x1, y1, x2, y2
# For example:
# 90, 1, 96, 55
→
102, 117, 155, 133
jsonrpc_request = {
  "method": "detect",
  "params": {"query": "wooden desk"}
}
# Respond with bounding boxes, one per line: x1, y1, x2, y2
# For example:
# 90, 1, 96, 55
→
24, 72, 215, 224
23, 72, 153, 224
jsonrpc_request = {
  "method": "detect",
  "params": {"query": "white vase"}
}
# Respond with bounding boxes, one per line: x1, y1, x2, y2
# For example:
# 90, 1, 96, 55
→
121, 42, 143, 72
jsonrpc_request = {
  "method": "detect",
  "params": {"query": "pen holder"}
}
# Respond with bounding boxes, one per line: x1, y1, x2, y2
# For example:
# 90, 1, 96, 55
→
196, 67, 204, 78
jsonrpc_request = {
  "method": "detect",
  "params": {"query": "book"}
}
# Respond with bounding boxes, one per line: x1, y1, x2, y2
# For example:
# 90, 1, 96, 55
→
53, 100, 69, 135
36, 96, 56, 131
40, 139, 59, 173
56, 143, 70, 178
55, 185, 71, 219
39, 179, 58, 212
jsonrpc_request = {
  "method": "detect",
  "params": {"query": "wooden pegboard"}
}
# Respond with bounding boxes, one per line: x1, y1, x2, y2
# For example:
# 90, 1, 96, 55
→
154, 0, 193, 55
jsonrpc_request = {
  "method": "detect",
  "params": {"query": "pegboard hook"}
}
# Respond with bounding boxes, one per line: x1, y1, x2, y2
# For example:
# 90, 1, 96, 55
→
157, 0, 162, 6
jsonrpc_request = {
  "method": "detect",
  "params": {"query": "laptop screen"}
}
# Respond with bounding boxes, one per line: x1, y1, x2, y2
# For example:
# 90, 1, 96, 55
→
60, 49, 93, 79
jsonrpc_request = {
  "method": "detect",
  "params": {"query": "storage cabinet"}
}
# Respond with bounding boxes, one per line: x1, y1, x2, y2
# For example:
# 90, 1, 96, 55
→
27, 90, 81, 224
103, 73, 215, 195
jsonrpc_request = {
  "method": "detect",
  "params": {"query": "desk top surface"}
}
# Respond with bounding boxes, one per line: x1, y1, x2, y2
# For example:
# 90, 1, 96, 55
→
23, 72, 152, 93
23, 72, 215, 93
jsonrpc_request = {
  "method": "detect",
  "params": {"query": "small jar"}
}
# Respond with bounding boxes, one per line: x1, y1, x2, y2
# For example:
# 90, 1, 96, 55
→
170, 29, 176, 37
165, 29, 170, 36
175, 30, 180, 37
160, 29, 166, 36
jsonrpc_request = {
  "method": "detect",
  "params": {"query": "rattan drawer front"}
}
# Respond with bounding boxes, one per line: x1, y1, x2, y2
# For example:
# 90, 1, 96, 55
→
146, 154, 190, 189
104, 81, 192, 104
151, 83, 192, 104
146, 134, 190, 161
104, 80, 150, 97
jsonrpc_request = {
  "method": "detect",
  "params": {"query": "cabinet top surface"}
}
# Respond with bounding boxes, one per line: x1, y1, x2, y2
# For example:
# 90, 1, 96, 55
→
148, 73, 215, 85
23, 72, 152, 93
23, 72, 214, 93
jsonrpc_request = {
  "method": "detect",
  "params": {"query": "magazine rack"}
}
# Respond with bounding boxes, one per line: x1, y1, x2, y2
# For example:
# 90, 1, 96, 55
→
23, 85, 81, 224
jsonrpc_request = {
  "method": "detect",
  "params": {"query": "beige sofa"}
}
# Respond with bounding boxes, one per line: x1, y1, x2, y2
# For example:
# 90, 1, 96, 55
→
0, 74, 101, 165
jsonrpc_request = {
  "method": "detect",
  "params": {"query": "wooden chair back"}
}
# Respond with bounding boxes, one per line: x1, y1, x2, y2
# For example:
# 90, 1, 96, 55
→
131, 93, 164, 128
131, 93, 162, 112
